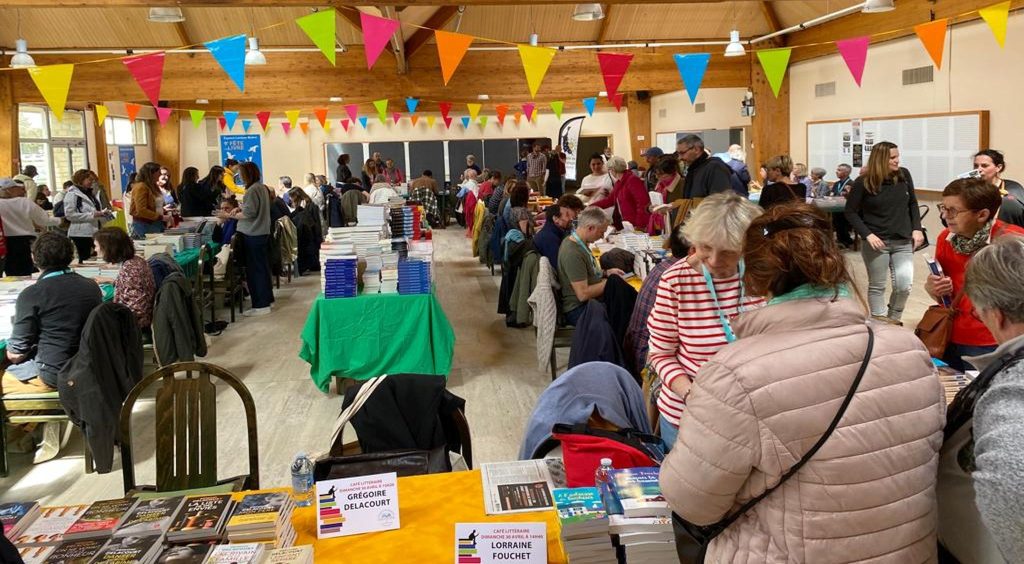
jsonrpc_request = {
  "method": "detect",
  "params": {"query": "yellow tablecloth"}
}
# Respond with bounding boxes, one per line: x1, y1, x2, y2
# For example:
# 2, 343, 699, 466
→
291, 470, 567, 563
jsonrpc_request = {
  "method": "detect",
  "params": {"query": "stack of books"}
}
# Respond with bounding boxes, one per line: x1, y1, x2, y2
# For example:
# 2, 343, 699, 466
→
62, 498, 136, 541
91, 533, 164, 563
153, 542, 215, 563
398, 259, 430, 295
264, 545, 314, 564
0, 501, 41, 541
204, 542, 266, 563
165, 494, 235, 544
322, 257, 358, 299
608, 467, 676, 563
12, 504, 89, 547
225, 491, 297, 549
390, 237, 408, 259
389, 207, 407, 239
113, 496, 185, 538
356, 205, 387, 229
553, 488, 616, 564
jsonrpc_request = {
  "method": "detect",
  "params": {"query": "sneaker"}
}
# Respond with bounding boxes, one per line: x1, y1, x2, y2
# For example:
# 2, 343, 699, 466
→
33, 422, 64, 464
243, 307, 272, 317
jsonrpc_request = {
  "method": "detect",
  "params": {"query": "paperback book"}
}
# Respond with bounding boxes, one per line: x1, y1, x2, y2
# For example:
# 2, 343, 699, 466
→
63, 498, 136, 540
90, 534, 163, 564
263, 545, 314, 564
1, 501, 41, 539
166, 495, 234, 542
154, 543, 215, 564
202, 542, 265, 564
16, 546, 54, 564
39, 538, 104, 563
609, 467, 670, 518
114, 497, 185, 538
13, 505, 89, 546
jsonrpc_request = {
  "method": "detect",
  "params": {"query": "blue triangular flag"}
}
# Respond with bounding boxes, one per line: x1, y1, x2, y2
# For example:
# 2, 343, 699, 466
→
358, 116, 369, 129
461, 116, 470, 128
673, 53, 711, 104
223, 111, 239, 130
242, 119, 252, 132
405, 97, 419, 114
582, 97, 597, 117
205, 34, 247, 92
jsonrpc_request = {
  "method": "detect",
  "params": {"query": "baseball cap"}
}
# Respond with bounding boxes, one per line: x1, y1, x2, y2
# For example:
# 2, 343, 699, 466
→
642, 147, 664, 158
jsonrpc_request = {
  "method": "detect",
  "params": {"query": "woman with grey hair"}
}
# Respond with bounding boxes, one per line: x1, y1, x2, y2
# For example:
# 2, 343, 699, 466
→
646, 192, 766, 448
809, 167, 830, 199
590, 156, 651, 232
939, 234, 1024, 563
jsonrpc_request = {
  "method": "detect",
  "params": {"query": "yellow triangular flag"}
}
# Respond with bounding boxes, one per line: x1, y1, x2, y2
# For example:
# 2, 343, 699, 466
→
285, 110, 301, 128
427, 115, 436, 128
95, 104, 109, 126
467, 103, 481, 121
517, 45, 557, 99
324, 119, 332, 131
979, 1, 1011, 47
28, 64, 75, 121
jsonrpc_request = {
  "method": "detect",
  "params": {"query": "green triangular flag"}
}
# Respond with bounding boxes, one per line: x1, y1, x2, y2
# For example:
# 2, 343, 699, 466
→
296, 9, 337, 65
373, 99, 388, 124
189, 109, 205, 128
479, 115, 488, 128
550, 101, 564, 119
756, 48, 792, 98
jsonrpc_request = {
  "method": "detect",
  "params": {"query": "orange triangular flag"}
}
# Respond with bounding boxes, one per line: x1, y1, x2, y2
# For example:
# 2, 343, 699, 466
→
411, 115, 420, 126
435, 30, 474, 86
313, 108, 328, 127
299, 122, 309, 134
125, 103, 142, 122
914, 19, 949, 69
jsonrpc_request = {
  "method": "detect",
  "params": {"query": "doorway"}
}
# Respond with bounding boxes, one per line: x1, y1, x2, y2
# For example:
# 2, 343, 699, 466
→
571, 135, 610, 192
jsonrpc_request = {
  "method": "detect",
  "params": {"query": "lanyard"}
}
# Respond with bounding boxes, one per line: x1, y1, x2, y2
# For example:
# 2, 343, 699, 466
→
572, 231, 600, 276
702, 261, 745, 343
41, 269, 70, 280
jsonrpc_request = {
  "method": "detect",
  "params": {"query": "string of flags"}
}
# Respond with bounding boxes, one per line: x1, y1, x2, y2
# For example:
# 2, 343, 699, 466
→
19, 1, 1014, 127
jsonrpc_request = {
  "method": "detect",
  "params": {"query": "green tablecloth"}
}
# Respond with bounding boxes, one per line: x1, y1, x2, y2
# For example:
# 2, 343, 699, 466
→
174, 243, 221, 278
299, 291, 455, 391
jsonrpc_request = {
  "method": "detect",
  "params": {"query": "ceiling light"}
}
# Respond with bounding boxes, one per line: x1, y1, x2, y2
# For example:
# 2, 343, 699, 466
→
724, 30, 746, 57
196, 99, 209, 104
572, 4, 605, 21
148, 7, 185, 23
598, 91, 607, 97
10, 39, 34, 68
329, 96, 343, 102
529, 33, 539, 47
477, 94, 490, 100
862, 0, 896, 13
244, 37, 266, 65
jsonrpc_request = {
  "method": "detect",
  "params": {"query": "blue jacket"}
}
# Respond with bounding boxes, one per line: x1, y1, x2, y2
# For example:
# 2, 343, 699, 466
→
533, 221, 568, 269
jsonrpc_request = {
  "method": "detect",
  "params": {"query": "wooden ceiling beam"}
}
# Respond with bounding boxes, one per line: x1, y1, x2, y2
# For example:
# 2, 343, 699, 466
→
404, 6, 460, 59
596, 5, 613, 43
383, 5, 408, 73
173, 22, 193, 46
0, 0, 761, 5
759, 0, 781, 34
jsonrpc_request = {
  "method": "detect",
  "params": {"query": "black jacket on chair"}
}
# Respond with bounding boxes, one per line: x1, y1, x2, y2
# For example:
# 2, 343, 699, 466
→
152, 272, 207, 365
58, 302, 144, 473
568, 299, 625, 371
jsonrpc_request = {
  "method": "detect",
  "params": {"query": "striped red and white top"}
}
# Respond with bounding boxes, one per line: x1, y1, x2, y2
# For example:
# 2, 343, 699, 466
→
647, 259, 766, 425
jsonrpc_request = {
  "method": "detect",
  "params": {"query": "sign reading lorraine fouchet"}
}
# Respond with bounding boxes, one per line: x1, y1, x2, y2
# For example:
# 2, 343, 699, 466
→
316, 472, 400, 539
455, 523, 547, 564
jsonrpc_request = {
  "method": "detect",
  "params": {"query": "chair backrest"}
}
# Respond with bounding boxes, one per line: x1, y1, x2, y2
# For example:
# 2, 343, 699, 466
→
118, 361, 259, 494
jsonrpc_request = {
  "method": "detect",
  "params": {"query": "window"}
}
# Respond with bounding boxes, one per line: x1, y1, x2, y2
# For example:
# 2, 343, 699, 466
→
17, 105, 88, 188
104, 117, 148, 146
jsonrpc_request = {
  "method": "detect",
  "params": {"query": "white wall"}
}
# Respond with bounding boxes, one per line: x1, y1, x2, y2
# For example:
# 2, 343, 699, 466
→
180, 109, 632, 184
651, 87, 752, 149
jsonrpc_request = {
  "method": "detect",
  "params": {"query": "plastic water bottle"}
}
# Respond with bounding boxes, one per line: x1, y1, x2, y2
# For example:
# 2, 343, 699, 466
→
594, 458, 624, 515
290, 452, 315, 507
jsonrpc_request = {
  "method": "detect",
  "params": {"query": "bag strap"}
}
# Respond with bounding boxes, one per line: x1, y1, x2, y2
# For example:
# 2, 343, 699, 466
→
327, 374, 389, 450
713, 326, 875, 532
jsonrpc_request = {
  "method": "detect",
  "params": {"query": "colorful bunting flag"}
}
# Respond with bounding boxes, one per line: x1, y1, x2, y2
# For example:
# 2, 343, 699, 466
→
361, 12, 400, 69
406, 98, 420, 114
443, 116, 453, 129
223, 111, 239, 130
189, 109, 205, 128
914, 19, 948, 69
282, 122, 292, 135
427, 115, 436, 128
341, 119, 350, 131
155, 106, 173, 126
550, 101, 564, 119
522, 103, 535, 122
597, 52, 633, 101
285, 110, 301, 128
242, 119, 252, 132
314, 108, 329, 127
611, 92, 624, 112
95, 104, 109, 125
324, 119, 331, 131
27, 64, 75, 121
373, 99, 389, 123
517, 45, 557, 98
461, 116, 471, 128
124, 102, 142, 123
296, 9, 337, 65
979, 1, 1011, 47
217, 116, 226, 131
477, 115, 487, 128
344, 104, 359, 123
300, 122, 309, 134
514, 111, 522, 125
205, 34, 247, 92
835, 37, 870, 87
496, 104, 508, 125
582, 97, 596, 117
439, 102, 452, 120
756, 47, 793, 97
435, 30, 474, 85
359, 116, 369, 129
467, 103, 481, 121
392, 112, 401, 124
411, 115, 420, 126
673, 53, 711, 104
256, 111, 271, 130
122, 51, 166, 107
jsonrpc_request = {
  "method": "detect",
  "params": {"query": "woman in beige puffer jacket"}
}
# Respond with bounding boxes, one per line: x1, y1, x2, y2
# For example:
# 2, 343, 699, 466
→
660, 203, 946, 563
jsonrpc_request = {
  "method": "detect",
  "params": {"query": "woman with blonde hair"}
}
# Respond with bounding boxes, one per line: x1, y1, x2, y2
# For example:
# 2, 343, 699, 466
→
844, 141, 924, 324
361, 158, 378, 190
757, 155, 805, 210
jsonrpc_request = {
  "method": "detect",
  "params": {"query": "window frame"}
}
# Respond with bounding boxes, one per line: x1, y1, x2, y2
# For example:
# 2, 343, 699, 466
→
104, 117, 148, 147
17, 104, 89, 189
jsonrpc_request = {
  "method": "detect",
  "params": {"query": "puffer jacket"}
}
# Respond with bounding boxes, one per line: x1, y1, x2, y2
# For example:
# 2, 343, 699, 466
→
660, 296, 945, 563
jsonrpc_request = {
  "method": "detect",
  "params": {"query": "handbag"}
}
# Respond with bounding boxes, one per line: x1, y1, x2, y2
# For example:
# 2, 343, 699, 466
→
914, 287, 965, 359
675, 327, 875, 562
534, 424, 663, 487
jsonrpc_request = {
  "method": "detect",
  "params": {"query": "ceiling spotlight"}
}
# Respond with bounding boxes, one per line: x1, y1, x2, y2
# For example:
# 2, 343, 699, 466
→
598, 91, 608, 97
148, 7, 185, 23
724, 30, 746, 57
329, 96, 343, 102
195, 99, 209, 104
862, 0, 896, 13
477, 94, 490, 100
10, 39, 34, 68
572, 4, 605, 21
529, 33, 539, 47
245, 37, 267, 66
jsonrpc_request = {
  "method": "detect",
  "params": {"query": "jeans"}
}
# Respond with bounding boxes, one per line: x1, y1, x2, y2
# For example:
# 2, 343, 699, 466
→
943, 343, 996, 372
242, 233, 274, 309
70, 237, 94, 264
861, 238, 914, 321
659, 413, 679, 452
131, 220, 165, 240
565, 304, 585, 326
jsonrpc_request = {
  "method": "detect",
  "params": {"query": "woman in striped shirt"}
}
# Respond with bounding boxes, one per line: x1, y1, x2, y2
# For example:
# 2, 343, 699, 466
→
647, 193, 766, 449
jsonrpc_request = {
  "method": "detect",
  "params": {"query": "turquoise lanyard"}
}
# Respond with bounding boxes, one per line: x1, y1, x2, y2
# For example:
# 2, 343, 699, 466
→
41, 269, 70, 280
702, 261, 745, 343
572, 231, 600, 276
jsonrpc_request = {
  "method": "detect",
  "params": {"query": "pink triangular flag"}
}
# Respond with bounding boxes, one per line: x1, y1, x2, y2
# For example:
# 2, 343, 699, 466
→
361, 12, 400, 69
122, 52, 166, 108
392, 112, 401, 124
154, 106, 173, 126
836, 36, 870, 87
522, 103, 535, 121
340, 119, 350, 131
282, 121, 292, 134
597, 52, 634, 100
443, 116, 453, 129
256, 111, 271, 131
611, 92, 624, 112
344, 104, 359, 123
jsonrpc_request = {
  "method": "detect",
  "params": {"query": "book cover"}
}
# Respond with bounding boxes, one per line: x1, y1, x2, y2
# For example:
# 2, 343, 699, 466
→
167, 495, 233, 537
0, 501, 39, 536
227, 491, 292, 530
16, 546, 54, 564
114, 497, 184, 537
609, 467, 669, 517
14, 505, 89, 546
552, 488, 607, 529
89, 534, 162, 563
263, 545, 313, 564
154, 543, 215, 564
40, 538, 105, 563
204, 542, 265, 564
63, 498, 135, 539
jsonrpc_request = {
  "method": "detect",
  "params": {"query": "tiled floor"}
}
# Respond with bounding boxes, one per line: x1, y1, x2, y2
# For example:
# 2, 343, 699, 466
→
0, 227, 936, 505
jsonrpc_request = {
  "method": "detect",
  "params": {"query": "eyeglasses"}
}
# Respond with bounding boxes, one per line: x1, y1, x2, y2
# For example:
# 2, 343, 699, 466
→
937, 204, 980, 218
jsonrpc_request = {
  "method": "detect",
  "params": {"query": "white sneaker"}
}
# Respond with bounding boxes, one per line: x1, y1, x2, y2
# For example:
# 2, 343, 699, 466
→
243, 307, 272, 317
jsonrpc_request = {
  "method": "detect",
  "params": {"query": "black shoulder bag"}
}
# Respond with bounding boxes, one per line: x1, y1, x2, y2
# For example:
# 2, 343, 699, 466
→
675, 326, 875, 562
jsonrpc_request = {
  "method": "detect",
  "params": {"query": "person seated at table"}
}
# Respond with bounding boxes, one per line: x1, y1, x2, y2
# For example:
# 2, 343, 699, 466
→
0, 178, 61, 276
369, 175, 399, 205
408, 172, 440, 227
478, 170, 501, 201
410, 170, 438, 194
212, 196, 239, 245
4, 232, 103, 461
302, 172, 325, 211
509, 183, 535, 238
557, 207, 625, 326
758, 155, 806, 210
382, 158, 404, 185
534, 204, 574, 268
93, 227, 155, 328
557, 194, 585, 216
590, 156, 651, 233
457, 169, 480, 199
809, 167, 831, 199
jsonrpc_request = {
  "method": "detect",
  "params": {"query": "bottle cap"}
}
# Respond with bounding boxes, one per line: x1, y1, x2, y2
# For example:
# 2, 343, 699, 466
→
600, 458, 612, 466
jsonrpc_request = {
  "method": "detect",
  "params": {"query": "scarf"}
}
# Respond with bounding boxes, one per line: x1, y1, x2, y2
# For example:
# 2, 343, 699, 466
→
950, 220, 994, 256
768, 283, 851, 306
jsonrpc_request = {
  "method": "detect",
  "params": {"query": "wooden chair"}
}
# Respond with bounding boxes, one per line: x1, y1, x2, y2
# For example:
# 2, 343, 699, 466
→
119, 361, 259, 495
210, 236, 245, 323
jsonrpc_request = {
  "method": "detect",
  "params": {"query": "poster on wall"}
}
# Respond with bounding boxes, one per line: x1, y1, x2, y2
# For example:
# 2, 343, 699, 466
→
852, 144, 864, 167
118, 146, 136, 195
219, 135, 263, 173
558, 117, 585, 182
850, 118, 863, 144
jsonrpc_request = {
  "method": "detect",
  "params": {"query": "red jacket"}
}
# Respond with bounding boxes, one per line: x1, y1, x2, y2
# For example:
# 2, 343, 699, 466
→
592, 170, 651, 232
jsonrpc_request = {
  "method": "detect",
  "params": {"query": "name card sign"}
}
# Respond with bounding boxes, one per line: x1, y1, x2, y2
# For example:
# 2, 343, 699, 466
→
316, 472, 400, 539
455, 523, 547, 564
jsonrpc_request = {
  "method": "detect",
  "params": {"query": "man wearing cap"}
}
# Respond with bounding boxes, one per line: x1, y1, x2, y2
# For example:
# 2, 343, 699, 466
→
642, 147, 664, 192
677, 134, 734, 199
13, 165, 39, 202
0, 178, 60, 276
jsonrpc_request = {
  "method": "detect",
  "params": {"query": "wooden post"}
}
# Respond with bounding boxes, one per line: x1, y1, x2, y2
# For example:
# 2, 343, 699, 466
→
625, 93, 652, 162
92, 105, 114, 200
153, 106, 181, 185
0, 73, 18, 177
749, 43, 790, 171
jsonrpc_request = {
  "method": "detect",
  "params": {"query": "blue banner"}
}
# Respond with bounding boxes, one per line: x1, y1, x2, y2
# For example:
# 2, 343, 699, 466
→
118, 145, 136, 195
220, 134, 263, 173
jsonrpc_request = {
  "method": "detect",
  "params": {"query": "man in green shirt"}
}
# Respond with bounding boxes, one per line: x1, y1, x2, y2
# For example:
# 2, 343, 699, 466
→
558, 207, 624, 325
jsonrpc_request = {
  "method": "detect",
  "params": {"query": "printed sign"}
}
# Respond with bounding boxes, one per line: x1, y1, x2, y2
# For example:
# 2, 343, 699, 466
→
219, 134, 263, 173
455, 523, 547, 564
558, 117, 585, 182
316, 472, 399, 539
118, 146, 136, 195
